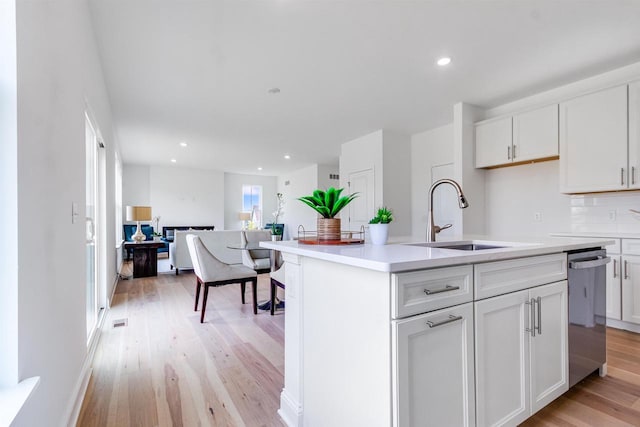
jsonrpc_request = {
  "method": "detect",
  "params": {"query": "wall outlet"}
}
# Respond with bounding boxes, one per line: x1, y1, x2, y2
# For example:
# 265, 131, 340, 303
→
609, 210, 617, 221
534, 212, 542, 222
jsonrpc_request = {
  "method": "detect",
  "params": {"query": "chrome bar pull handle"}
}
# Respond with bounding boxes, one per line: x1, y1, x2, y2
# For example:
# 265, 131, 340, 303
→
513, 145, 517, 159
426, 314, 463, 328
526, 299, 535, 337
633, 167, 636, 185
507, 146, 511, 160
613, 258, 617, 278
424, 284, 460, 295
536, 296, 542, 335
625, 260, 629, 279
622, 167, 625, 186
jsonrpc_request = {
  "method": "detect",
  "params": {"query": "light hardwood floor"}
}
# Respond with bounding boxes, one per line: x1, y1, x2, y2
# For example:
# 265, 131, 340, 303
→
79, 263, 640, 426
78, 262, 285, 427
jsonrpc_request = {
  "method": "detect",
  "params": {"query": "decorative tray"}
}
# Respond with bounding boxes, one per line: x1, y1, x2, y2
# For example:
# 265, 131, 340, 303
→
297, 225, 365, 245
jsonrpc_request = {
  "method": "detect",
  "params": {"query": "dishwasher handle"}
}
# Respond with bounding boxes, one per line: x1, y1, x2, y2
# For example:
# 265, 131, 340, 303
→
569, 256, 611, 270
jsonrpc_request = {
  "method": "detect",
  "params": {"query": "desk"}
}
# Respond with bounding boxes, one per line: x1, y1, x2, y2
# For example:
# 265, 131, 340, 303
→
124, 241, 166, 278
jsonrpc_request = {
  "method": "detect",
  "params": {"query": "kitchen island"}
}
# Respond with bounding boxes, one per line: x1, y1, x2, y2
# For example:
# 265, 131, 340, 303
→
260, 236, 613, 427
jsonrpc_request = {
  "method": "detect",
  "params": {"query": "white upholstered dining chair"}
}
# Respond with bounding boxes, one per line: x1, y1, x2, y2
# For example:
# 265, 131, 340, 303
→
186, 234, 258, 322
240, 230, 272, 274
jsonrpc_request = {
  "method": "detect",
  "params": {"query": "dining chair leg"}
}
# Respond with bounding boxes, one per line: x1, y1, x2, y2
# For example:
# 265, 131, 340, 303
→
241, 281, 246, 304
270, 279, 276, 315
251, 278, 258, 315
194, 279, 201, 311
200, 284, 209, 323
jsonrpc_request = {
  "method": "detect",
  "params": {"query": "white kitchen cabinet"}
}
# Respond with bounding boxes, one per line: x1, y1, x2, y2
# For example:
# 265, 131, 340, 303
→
607, 255, 622, 320
393, 303, 475, 427
513, 104, 559, 163
629, 81, 640, 189
476, 105, 559, 168
559, 85, 628, 193
475, 281, 568, 426
622, 254, 640, 324
475, 116, 512, 168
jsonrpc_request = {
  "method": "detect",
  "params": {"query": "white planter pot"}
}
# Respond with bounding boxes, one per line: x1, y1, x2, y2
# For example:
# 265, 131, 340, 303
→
369, 223, 389, 245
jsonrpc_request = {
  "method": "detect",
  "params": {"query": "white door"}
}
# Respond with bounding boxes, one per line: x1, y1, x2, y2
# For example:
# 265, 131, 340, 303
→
431, 163, 459, 239
629, 81, 640, 189
622, 255, 640, 324
475, 116, 512, 168
393, 303, 475, 427
606, 255, 622, 320
529, 281, 568, 414
513, 104, 559, 163
475, 290, 530, 427
559, 85, 628, 193
347, 168, 374, 232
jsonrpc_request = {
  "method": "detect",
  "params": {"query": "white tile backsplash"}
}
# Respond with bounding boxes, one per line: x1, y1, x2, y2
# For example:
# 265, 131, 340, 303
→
570, 192, 640, 233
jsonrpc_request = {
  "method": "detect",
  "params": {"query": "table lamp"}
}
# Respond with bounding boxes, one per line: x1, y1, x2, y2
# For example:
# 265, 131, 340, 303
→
238, 212, 251, 230
126, 206, 152, 242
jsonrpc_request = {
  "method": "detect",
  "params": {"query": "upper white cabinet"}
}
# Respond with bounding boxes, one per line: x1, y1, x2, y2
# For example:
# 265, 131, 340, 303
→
630, 81, 640, 188
559, 85, 629, 193
475, 104, 559, 168
475, 116, 512, 168
514, 104, 559, 163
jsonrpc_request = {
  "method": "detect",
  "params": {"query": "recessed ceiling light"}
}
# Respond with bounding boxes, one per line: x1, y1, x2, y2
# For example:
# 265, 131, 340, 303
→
179, 141, 187, 147
171, 159, 177, 163
437, 57, 451, 66
267, 87, 281, 94
257, 167, 263, 171
284, 154, 291, 159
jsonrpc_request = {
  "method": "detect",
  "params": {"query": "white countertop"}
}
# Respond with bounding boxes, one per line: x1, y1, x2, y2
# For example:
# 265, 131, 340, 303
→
261, 236, 614, 273
552, 231, 640, 239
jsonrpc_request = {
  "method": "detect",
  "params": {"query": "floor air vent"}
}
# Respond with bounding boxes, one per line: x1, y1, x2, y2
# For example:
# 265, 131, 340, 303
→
113, 319, 128, 328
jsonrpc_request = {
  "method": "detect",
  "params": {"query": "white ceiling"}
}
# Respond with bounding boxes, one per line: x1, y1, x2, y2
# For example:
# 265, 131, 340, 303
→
88, 0, 640, 176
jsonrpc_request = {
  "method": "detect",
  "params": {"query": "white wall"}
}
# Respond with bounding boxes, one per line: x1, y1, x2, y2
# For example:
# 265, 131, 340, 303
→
382, 130, 412, 238
485, 161, 572, 237
410, 124, 454, 241
224, 172, 278, 230
278, 164, 322, 240
0, 0, 18, 388
122, 164, 224, 232
340, 130, 384, 209
13, 0, 119, 424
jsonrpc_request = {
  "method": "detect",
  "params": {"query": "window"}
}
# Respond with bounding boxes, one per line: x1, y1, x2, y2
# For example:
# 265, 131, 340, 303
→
242, 185, 263, 227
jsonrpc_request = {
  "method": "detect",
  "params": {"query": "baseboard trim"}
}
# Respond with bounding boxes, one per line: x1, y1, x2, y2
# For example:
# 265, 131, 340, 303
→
64, 307, 108, 427
278, 389, 303, 427
607, 318, 640, 333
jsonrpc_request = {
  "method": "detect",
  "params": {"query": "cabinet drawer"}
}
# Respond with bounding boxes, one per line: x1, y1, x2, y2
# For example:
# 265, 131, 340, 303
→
392, 265, 473, 319
475, 253, 567, 300
622, 239, 640, 255
605, 239, 621, 255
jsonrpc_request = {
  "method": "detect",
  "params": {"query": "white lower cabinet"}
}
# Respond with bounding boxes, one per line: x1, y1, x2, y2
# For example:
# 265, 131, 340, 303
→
622, 255, 640, 324
393, 303, 475, 427
475, 281, 568, 426
606, 254, 622, 320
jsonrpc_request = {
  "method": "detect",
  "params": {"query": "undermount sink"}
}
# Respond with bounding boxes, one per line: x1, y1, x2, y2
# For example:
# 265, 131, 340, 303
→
404, 240, 535, 251
436, 243, 507, 251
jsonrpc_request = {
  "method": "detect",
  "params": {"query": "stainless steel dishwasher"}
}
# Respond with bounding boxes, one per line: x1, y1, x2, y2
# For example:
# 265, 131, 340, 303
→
567, 248, 610, 388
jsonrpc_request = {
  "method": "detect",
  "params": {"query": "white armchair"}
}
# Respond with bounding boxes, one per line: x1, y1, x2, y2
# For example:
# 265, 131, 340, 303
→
186, 234, 258, 322
241, 230, 272, 273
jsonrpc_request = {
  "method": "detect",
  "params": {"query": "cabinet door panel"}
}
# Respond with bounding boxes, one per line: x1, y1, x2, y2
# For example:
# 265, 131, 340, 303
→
622, 255, 640, 324
393, 303, 475, 427
476, 116, 512, 168
530, 281, 568, 413
629, 81, 640, 189
514, 104, 559, 162
559, 85, 628, 193
475, 291, 530, 426
607, 255, 622, 320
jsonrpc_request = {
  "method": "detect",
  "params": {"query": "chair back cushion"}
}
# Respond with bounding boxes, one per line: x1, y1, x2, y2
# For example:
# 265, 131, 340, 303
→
186, 234, 256, 282
242, 230, 272, 259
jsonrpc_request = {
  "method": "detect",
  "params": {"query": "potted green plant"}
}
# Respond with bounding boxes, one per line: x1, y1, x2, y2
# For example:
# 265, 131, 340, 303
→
271, 193, 285, 241
368, 207, 393, 245
298, 187, 358, 241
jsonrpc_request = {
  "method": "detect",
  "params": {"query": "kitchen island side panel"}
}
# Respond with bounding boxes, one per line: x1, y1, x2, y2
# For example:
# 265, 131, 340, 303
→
301, 257, 392, 426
